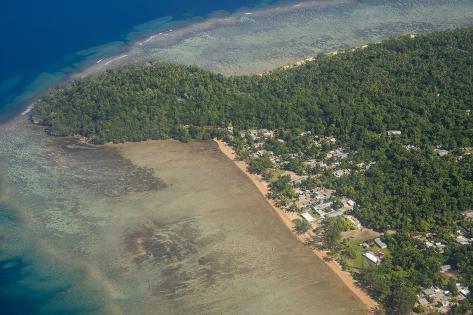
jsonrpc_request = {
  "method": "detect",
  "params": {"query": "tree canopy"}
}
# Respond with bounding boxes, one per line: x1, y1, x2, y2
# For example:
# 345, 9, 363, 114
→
34, 28, 473, 148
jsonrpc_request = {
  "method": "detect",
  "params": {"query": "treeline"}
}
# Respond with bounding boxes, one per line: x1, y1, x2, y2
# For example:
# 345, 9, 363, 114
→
34, 28, 473, 149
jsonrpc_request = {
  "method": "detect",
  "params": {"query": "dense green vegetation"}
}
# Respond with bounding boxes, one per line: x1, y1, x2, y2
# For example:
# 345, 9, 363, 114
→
358, 234, 443, 313
34, 28, 473, 148
34, 28, 473, 313
316, 216, 355, 251
335, 145, 473, 231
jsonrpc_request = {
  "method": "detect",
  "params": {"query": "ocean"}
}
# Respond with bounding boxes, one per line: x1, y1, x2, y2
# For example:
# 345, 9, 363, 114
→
0, 1, 281, 314
1, 0, 472, 314
0, 0, 279, 120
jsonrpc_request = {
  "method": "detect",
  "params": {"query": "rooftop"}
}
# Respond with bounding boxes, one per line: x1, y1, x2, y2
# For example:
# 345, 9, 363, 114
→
301, 212, 315, 223
363, 252, 379, 264
374, 238, 387, 249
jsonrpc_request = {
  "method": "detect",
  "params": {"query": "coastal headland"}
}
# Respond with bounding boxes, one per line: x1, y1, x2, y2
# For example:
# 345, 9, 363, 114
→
1, 0, 473, 313
29, 27, 473, 314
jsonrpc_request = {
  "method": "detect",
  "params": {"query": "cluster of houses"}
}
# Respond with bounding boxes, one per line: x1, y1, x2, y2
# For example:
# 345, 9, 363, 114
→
299, 198, 360, 227
326, 147, 352, 178
225, 127, 473, 313
361, 237, 387, 264
415, 229, 472, 254
410, 227, 472, 312
424, 240, 447, 253
415, 233, 448, 253
416, 284, 470, 313
302, 197, 359, 224
232, 127, 368, 234
230, 127, 369, 234
386, 131, 453, 158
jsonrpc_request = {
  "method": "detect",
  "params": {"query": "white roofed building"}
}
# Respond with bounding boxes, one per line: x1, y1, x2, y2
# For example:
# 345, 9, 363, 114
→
387, 130, 402, 136
363, 252, 379, 264
374, 238, 387, 249
301, 212, 315, 223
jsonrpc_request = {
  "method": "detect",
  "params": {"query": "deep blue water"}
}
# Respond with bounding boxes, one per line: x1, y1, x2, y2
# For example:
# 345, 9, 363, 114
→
0, 258, 43, 315
0, 1, 275, 313
0, 0, 275, 120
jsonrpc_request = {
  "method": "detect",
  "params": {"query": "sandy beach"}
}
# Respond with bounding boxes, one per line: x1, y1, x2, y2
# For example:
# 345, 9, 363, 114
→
215, 139, 379, 312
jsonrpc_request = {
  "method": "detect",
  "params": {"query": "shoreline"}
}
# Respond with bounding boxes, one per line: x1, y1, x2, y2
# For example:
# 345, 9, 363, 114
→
77, 0, 351, 77
214, 139, 378, 312
14, 0, 345, 118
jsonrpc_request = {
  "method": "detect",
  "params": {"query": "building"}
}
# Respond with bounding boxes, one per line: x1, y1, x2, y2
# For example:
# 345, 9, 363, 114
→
363, 252, 379, 264
435, 242, 446, 253
418, 298, 429, 306
345, 215, 362, 229
436, 149, 449, 157
301, 212, 315, 223
374, 238, 387, 249
404, 144, 419, 150
460, 288, 470, 297
423, 287, 438, 298
261, 129, 274, 138
456, 235, 471, 245
255, 150, 267, 157
332, 148, 348, 159
318, 202, 333, 210
311, 205, 327, 218
248, 129, 258, 140
326, 210, 343, 218
387, 130, 402, 136
425, 241, 434, 248
314, 189, 335, 200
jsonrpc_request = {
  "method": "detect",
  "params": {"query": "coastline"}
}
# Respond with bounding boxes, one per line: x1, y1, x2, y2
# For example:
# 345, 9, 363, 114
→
76, 0, 351, 78
214, 139, 378, 312
14, 0, 344, 119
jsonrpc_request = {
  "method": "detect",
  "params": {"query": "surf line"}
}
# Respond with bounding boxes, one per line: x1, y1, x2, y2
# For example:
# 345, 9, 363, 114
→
21, 104, 34, 116
104, 55, 129, 66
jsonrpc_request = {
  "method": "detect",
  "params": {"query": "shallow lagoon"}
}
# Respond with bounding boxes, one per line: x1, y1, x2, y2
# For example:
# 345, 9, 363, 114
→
84, 0, 473, 76
1, 0, 473, 314
0, 120, 368, 314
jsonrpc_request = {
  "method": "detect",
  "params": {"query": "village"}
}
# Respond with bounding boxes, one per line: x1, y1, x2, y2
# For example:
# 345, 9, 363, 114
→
222, 127, 472, 314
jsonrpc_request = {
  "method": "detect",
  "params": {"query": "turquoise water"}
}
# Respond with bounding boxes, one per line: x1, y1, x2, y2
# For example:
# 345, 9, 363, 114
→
0, 2, 283, 313
0, 0, 472, 314
0, 0, 282, 120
